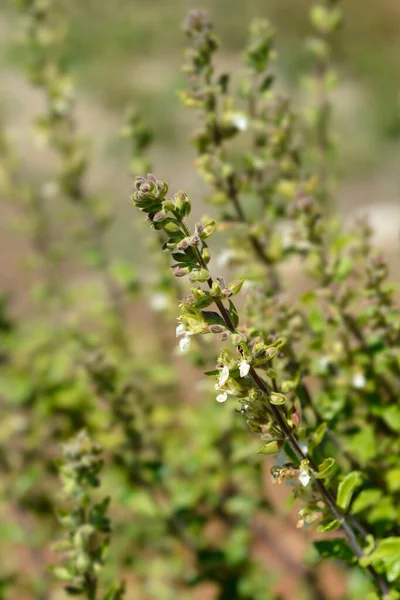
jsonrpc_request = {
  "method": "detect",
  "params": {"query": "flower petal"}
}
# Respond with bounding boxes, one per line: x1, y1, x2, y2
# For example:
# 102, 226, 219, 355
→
216, 392, 228, 403
176, 323, 186, 338
179, 335, 191, 352
218, 365, 230, 387
298, 470, 310, 487
239, 360, 250, 377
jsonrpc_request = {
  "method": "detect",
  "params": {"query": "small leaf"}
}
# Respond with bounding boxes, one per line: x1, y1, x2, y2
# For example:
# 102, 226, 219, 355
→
315, 457, 335, 479
228, 300, 239, 328
49, 566, 73, 582
260, 74, 274, 93
257, 440, 281, 455
317, 519, 340, 533
351, 489, 382, 514
361, 538, 400, 583
337, 471, 363, 511
310, 422, 327, 448
314, 539, 353, 562
201, 311, 225, 327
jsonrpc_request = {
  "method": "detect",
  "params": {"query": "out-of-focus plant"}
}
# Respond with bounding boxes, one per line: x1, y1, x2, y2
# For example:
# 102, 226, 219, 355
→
304, 0, 342, 203
51, 431, 125, 600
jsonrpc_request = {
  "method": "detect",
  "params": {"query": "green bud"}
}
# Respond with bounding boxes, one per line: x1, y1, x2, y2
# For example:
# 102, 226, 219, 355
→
153, 210, 166, 222
76, 552, 91, 574
163, 220, 181, 233
189, 268, 210, 282
211, 281, 222, 296
162, 198, 175, 212
200, 221, 216, 239
174, 190, 189, 210
172, 265, 191, 277
231, 332, 246, 345
51, 567, 73, 582
202, 246, 211, 264
270, 392, 286, 405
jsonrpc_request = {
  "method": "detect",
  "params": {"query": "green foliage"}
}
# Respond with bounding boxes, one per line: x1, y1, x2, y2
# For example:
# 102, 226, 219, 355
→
1, 1, 399, 600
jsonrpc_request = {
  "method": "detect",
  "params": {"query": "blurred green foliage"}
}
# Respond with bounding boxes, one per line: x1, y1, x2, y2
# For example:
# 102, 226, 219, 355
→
0, 1, 399, 599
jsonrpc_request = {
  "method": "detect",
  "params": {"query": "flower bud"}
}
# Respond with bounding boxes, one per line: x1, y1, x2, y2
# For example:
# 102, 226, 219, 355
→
211, 281, 222, 296
210, 324, 226, 334
153, 210, 166, 222
200, 221, 216, 239
231, 332, 246, 345
195, 222, 204, 235
222, 288, 233, 298
76, 552, 91, 574
163, 220, 181, 233
190, 235, 200, 246
174, 190, 189, 210
189, 268, 210, 283
162, 198, 175, 212
177, 237, 190, 250
171, 265, 190, 277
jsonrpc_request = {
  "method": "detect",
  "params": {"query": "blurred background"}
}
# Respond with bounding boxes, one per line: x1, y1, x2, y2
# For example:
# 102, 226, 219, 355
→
1, 0, 400, 305
0, 1, 399, 599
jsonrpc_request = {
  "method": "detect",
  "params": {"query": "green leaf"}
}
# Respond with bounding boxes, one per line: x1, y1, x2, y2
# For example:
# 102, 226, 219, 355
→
337, 472, 363, 511
386, 468, 400, 493
314, 539, 353, 562
345, 426, 377, 466
204, 369, 219, 377
351, 489, 382, 514
310, 422, 327, 448
228, 300, 239, 328
49, 566, 73, 582
201, 311, 225, 327
380, 405, 400, 433
317, 519, 340, 533
315, 457, 335, 479
361, 538, 400, 583
257, 440, 281, 455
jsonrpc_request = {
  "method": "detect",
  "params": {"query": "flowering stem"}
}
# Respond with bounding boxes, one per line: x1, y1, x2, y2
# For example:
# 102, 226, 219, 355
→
180, 222, 389, 596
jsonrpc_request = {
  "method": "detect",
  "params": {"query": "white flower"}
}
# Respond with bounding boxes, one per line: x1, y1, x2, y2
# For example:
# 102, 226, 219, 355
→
318, 356, 330, 370
299, 441, 309, 456
352, 372, 366, 389
217, 365, 230, 388
179, 335, 191, 352
176, 322, 193, 352
231, 113, 248, 131
298, 470, 311, 487
176, 323, 186, 337
151, 293, 168, 312
239, 360, 250, 377
216, 392, 228, 403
